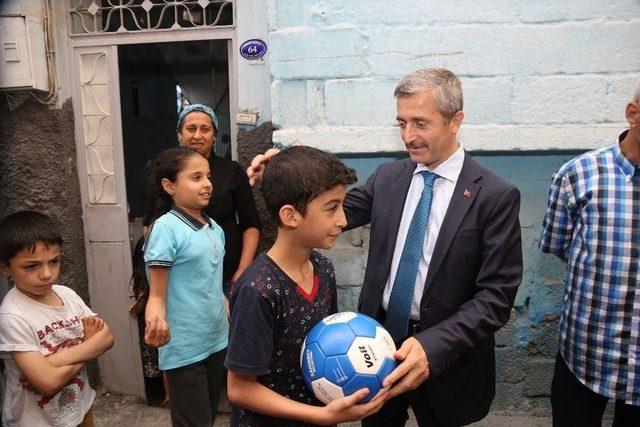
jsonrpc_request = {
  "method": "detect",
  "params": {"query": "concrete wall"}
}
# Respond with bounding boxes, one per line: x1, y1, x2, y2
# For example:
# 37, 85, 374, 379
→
0, 98, 88, 302
267, 0, 640, 152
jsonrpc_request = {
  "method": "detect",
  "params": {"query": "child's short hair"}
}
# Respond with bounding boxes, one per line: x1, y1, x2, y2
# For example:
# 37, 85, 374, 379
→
0, 211, 63, 264
261, 146, 357, 225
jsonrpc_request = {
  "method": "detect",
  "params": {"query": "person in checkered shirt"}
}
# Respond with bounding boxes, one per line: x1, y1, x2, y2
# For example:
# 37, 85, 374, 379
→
539, 80, 640, 426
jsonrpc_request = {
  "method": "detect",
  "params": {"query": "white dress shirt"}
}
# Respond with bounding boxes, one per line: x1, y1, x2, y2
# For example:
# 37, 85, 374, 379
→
382, 145, 465, 319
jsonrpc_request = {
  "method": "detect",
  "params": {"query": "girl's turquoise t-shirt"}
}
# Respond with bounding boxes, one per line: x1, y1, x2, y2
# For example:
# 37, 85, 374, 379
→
144, 208, 228, 370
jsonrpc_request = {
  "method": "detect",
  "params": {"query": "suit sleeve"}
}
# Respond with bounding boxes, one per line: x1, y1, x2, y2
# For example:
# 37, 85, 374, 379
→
417, 185, 523, 378
343, 164, 381, 230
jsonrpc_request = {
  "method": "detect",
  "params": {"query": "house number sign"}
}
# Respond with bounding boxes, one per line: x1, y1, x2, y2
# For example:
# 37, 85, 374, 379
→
240, 39, 267, 60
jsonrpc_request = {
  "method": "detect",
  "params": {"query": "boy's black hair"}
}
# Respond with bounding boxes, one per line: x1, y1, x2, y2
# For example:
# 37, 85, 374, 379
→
146, 146, 204, 223
261, 146, 357, 225
0, 211, 63, 264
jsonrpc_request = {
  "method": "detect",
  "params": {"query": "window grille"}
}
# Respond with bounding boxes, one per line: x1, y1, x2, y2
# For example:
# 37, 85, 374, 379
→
68, 0, 233, 35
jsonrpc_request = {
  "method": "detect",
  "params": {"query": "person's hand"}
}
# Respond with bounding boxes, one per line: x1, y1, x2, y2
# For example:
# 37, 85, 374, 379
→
382, 337, 430, 399
231, 262, 249, 284
231, 270, 241, 285
144, 314, 170, 347
223, 297, 230, 320
81, 315, 105, 341
316, 388, 387, 425
246, 148, 281, 186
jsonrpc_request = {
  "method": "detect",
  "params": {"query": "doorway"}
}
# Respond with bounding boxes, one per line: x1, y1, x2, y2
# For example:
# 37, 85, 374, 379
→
70, 32, 236, 398
118, 39, 231, 403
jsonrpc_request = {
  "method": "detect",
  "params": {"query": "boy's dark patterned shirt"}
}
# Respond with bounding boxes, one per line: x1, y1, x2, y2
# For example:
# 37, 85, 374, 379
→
225, 251, 338, 427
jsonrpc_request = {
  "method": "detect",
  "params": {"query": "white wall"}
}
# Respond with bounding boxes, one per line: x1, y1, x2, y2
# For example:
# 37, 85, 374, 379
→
267, 0, 640, 152
236, 0, 272, 124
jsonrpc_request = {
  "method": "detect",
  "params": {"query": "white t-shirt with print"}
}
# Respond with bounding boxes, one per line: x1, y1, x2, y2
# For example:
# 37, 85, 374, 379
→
0, 285, 96, 427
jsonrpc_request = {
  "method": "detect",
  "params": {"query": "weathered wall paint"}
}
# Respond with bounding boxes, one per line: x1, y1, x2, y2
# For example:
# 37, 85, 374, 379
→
267, 0, 640, 152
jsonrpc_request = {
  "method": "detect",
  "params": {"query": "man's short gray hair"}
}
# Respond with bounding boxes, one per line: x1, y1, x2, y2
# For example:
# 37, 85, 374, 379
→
394, 68, 463, 121
634, 80, 640, 104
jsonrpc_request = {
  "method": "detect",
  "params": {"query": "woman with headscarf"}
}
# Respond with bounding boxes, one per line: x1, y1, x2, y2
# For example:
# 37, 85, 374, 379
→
145, 104, 261, 295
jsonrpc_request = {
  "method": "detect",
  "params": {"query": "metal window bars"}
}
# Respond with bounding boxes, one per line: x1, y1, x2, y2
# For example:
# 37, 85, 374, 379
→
68, 0, 233, 35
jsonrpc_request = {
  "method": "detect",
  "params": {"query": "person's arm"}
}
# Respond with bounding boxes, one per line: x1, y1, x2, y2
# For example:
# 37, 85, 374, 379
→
47, 316, 114, 367
246, 148, 283, 186
12, 351, 84, 397
227, 371, 385, 425
384, 185, 523, 398
233, 227, 259, 282
144, 266, 170, 347
143, 221, 177, 347
231, 164, 261, 282
342, 164, 383, 231
539, 169, 574, 261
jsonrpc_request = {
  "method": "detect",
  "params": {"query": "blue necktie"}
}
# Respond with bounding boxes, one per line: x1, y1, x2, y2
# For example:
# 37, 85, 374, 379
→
385, 171, 439, 342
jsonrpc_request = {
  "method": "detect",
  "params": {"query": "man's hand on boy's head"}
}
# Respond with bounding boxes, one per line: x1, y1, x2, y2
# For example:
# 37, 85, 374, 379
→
247, 140, 305, 186
144, 315, 170, 347
317, 387, 388, 425
81, 316, 104, 341
247, 148, 281, 187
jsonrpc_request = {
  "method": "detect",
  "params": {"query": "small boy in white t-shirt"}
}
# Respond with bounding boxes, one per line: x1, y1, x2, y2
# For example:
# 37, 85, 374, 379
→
0, 211, 114, 427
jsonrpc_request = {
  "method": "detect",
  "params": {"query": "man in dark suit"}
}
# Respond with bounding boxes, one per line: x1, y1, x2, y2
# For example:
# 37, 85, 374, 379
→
248, 68, 522, 426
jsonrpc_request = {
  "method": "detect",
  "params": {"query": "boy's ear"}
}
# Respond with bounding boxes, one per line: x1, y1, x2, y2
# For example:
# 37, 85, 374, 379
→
278, 204, 300, 228
0, 262, 9, 277
161, 178, 175, 195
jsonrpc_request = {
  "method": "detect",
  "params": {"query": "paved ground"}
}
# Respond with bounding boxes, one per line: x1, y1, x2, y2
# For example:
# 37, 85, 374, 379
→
92, 392, 559, 426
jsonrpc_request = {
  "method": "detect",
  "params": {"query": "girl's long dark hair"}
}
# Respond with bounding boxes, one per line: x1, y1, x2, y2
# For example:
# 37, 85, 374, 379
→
146, 146, 202, 223
129, 235, 149, 317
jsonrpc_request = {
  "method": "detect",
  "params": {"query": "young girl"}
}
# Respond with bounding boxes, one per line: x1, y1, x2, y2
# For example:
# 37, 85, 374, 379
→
143, 146, 228, 427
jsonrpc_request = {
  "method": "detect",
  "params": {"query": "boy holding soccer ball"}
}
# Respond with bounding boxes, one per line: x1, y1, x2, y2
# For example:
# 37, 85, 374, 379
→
225, 146, 387, 426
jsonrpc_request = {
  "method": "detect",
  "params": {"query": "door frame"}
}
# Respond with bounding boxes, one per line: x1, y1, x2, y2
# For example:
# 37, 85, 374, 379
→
69, 25, 238, 397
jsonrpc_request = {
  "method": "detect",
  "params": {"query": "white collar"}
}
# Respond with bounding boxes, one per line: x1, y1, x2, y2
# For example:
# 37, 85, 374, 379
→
413, 144, 465, 183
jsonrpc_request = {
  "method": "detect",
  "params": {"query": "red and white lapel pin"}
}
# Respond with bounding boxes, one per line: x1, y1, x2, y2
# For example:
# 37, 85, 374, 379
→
463, 189, 471, 198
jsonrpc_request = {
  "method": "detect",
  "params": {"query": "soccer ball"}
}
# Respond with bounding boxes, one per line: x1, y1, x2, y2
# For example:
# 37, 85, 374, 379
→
300, 312, 397, 404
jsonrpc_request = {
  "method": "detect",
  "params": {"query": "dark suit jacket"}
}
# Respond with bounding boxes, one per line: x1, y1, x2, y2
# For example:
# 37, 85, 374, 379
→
344, 153, 522, 425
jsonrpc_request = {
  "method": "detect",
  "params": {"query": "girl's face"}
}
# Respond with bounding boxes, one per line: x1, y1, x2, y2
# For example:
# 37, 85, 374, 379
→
178, 112, 216, 158
162, 155, 212, 213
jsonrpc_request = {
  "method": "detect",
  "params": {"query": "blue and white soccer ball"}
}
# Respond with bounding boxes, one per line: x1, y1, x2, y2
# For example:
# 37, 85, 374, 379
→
300, 312, 397, 404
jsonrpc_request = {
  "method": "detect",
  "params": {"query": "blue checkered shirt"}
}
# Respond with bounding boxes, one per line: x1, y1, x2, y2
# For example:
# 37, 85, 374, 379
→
539, 131, 640, 405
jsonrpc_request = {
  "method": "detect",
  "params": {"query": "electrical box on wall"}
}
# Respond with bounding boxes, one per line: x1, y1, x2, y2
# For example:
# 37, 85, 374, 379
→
0, 15, 49, 92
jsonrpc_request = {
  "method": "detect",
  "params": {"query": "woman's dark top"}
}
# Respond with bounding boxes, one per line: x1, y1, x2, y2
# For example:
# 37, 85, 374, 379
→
207, 155, 261, 282
144, 154, 261, 282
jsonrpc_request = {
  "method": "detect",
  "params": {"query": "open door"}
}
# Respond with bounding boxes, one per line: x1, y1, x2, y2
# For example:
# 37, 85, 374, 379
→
71, 45, 145, 397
